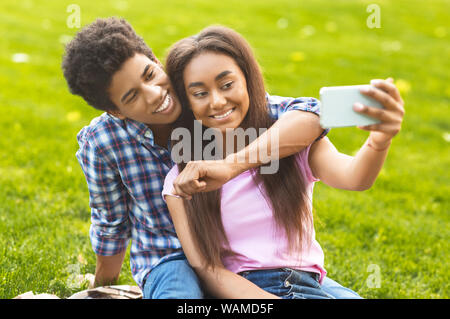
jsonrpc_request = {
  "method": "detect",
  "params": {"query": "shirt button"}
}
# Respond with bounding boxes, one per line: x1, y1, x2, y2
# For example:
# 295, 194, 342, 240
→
159, 150, 165, 155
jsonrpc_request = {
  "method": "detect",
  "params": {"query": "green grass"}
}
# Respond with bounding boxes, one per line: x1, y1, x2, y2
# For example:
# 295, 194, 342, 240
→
0, 0, 448, 299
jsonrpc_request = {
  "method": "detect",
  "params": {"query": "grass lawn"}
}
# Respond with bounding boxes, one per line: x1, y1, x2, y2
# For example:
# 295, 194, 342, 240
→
0, 0, 448, 298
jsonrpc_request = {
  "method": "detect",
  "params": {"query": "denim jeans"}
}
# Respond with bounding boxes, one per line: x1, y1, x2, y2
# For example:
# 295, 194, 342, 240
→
239, 268, 363, 299
143, 253, 205, 299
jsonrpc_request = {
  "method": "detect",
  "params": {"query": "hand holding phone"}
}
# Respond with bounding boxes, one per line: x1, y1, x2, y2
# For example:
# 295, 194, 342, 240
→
319, 85, 384, 128
319, 78, 405, 151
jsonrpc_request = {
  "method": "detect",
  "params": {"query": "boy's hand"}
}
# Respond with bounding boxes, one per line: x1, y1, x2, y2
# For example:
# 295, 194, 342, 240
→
172, 159, 245, 200
353, 78, 405, 149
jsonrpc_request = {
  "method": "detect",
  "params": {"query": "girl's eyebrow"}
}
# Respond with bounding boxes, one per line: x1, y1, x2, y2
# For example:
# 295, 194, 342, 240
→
215, 70, 232, 81
187, 81, 203, 89
187, 70, 232, 89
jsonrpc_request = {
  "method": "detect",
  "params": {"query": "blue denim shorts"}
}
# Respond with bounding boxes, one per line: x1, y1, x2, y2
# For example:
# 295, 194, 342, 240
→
239, 268, 334, 299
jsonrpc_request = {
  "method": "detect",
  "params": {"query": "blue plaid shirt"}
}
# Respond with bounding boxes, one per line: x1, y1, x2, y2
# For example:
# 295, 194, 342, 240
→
75, 93, 328, 288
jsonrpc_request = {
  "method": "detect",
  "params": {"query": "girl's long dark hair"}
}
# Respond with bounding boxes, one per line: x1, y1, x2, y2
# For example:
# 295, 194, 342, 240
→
166, 26, 312, 269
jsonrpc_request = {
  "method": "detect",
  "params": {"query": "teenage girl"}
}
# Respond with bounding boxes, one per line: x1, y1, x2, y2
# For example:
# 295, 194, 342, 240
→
162, 26, 404, 299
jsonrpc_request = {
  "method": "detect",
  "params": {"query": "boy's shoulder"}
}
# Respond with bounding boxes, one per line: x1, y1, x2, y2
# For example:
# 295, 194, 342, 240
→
76, 113, 128, 153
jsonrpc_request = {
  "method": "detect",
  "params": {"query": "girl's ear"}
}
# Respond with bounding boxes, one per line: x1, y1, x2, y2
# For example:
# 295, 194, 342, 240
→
107, 109, 127, 120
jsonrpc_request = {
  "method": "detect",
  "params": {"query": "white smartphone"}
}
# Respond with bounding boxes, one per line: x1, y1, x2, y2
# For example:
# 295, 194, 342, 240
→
319, 85, 384, 128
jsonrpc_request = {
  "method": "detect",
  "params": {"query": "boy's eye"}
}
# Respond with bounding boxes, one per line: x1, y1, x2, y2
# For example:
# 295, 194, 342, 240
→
145, 70, 154, 81
127, 91, 138, 103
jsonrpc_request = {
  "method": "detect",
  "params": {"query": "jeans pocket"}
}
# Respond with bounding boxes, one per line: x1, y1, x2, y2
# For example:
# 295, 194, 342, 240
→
240, 269, 294, 297
280, 269, 331, 299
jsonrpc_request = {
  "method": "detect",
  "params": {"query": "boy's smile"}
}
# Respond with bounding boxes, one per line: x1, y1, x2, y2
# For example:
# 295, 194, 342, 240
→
107, 53, 182, 125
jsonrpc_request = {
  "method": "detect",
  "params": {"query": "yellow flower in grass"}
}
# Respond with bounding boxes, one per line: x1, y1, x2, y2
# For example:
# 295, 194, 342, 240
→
66, 111, 81, 122
290, 51, 305, 62
394, 79, 411, 95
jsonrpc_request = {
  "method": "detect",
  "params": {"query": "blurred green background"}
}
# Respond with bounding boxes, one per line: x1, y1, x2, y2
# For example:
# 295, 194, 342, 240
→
0, 0, 448, 298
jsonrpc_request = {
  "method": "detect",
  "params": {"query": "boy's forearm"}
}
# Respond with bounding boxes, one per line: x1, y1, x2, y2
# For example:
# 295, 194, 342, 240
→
94, 250, 127, 287
226, 111, 322, 175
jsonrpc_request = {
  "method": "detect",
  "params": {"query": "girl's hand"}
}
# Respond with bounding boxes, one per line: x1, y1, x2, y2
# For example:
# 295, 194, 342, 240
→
353, 78, 405, 149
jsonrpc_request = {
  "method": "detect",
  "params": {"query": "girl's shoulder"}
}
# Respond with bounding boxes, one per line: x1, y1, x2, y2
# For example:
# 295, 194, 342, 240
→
165, 164, 180, 183
162, 164, 181, 200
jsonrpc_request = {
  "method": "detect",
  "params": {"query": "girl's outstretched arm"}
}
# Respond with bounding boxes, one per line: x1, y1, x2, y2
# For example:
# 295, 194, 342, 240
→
165, 195, 280, 299
309, 78, 405, 191
309, 136, 390, 190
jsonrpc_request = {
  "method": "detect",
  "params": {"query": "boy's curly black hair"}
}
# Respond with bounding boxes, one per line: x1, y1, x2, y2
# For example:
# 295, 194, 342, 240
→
62, 17, 155, 111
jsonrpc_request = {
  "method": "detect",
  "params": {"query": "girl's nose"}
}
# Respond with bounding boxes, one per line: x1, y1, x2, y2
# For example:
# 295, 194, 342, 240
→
210, 90, 227, 110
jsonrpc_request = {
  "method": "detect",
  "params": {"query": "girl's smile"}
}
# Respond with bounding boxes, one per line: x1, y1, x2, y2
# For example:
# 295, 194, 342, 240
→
183, 52, 250, 133
209, 107, 236, 120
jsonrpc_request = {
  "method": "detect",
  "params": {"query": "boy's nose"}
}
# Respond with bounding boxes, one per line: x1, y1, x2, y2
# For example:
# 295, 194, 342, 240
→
143, 84, 164, 107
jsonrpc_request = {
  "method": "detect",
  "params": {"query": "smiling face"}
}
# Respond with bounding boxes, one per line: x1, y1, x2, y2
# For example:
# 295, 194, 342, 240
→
108, 53, 182, 125
183, 52, 250, 133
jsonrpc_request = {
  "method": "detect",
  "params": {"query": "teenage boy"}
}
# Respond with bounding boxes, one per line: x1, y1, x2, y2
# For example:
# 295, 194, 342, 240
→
62, 17, 326, 299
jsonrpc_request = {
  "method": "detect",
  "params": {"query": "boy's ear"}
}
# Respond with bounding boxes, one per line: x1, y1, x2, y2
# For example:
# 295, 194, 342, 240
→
152, 55, 164, 69
107, 109, 127, 120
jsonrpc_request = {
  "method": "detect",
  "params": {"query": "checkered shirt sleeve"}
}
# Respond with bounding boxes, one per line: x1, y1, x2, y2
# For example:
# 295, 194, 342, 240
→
267, 93, 330, 141
76, 128, 131, 256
